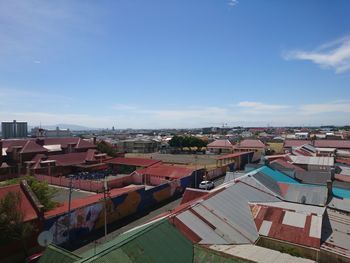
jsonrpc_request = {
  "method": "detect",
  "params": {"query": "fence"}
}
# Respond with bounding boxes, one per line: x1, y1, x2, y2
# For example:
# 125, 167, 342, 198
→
35, 174, 105, 192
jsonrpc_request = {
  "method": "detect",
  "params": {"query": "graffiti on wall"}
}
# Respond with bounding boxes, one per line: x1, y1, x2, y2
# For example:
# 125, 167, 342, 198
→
44, 175, 193, 245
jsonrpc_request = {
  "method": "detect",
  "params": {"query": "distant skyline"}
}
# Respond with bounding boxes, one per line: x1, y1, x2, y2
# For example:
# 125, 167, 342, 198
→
1, 0, 349, 128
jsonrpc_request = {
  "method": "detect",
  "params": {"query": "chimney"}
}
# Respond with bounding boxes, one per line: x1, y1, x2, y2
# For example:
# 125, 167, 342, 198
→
93, 136, 97, 145
36, 138, 45, 146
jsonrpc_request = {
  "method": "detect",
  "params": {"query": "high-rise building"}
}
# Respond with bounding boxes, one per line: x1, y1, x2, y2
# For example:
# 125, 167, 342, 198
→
1, 120, 28, 139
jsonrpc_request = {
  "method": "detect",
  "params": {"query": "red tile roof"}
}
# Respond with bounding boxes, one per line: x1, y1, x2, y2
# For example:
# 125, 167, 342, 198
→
105, 157, 161, 167
283, 140, 312, 148
0, 184, 38, 222
237, 139, 265, 149
44, 186, 142, 218
207, 139, 234, 149
43, 137, 96, 149
45, 151, 95, 166
75, 138, 96, 149
20, 140, 48, 154
136, 164, 193, 179
314, 140, 350, 149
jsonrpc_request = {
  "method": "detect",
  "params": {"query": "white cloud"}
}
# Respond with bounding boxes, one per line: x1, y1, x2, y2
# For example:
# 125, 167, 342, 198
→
283, 36, 350, 73
228, 0, 238, 7
237, 101, 289, 112
299, 101, 350, 115
33, 60, 41, 64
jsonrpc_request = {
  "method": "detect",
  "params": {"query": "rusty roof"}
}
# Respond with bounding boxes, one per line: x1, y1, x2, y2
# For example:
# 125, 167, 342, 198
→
250, 202, 324, 249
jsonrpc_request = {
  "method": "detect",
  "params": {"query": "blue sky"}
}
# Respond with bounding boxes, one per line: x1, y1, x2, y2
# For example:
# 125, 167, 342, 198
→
1, 0, 350, 128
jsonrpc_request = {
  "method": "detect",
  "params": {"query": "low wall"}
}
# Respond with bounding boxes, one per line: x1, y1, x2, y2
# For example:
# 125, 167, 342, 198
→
43, 174, 193, 246
35, 174, 104, 192
257, 237, 319, 261
319, 248, 350, 263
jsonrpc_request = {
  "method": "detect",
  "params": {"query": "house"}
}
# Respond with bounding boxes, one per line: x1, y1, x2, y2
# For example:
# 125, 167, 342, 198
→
206, 139, 234, 154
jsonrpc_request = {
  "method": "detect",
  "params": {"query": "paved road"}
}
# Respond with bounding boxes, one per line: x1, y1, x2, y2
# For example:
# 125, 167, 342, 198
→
49, 185, 95, 203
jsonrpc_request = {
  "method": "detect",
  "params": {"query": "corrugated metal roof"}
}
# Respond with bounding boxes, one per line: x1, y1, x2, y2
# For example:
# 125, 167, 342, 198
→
278, 183, 328, 206
250, 202, 324, 248
328, 197, 350, 213
289, 156, 334, 166
284, 140, 312, 148
210, 244, 315, 263
38, 245, 81, 263
321, 208, 350, 258
78, 219, 193, 263
314, 140, 350, 149
175, 181, 279, 245
295, 171, 331, 185
256, 166, 300, 184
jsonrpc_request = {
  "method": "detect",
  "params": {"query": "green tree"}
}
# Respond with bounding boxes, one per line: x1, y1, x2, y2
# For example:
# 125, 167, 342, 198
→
4, 177, 58, 211
97, 141, 118, 157
169, 136, 207, 152
0, 192, 34, 257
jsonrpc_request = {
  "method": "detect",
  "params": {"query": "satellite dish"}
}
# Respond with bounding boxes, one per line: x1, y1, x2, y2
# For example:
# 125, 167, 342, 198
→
37, 231, 53, 247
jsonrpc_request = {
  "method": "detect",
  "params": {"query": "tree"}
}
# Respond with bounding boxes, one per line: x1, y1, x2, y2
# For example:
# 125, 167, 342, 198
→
97, 141, 118, 157
0, 192, 34, 257
4, 177, 58, 211
26, 177, 58, 211
169, 136, 207, 152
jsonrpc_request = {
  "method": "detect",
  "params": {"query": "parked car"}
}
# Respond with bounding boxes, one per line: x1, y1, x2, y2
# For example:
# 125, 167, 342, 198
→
199, 180, 214, 190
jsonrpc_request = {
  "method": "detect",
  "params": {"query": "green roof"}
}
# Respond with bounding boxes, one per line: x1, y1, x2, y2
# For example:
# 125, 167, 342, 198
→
38, 244, 82, 263
79, 218, 193, 263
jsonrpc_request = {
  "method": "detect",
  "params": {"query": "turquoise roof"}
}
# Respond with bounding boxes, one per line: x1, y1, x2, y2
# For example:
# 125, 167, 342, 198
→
332, 187, 350, 200
257, 166, 299, 184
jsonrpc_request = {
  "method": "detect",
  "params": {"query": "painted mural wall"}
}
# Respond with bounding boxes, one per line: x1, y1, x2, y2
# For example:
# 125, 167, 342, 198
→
44, 175, 193, 245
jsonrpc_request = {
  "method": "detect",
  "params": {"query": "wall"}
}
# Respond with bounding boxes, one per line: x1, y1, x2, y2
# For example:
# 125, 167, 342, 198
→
193, 245, 250, 263
319, 248, 350, 263
43, 175, 193, 246
257, 236, 319, 261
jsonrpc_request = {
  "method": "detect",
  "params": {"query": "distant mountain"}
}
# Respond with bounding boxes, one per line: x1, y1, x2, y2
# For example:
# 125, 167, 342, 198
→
30, 124, 93, 131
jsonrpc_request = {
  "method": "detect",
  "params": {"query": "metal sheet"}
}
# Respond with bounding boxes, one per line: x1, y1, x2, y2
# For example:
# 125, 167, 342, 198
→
176, 210, 227, 244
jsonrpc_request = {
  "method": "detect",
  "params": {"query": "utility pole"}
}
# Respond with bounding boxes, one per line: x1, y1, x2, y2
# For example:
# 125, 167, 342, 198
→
67, 175, 74, 244
103, 177, 109, 238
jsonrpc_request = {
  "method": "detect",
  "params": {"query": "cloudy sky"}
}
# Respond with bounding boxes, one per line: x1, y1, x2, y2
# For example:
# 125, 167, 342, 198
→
0, 0, 349, 128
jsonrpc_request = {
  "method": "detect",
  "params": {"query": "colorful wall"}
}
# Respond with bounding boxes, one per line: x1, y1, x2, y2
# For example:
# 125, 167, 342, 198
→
43, 175, 193, 245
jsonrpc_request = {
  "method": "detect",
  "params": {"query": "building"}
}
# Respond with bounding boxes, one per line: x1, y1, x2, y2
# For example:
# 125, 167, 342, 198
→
31, 127, 72, 138
1, 120, 28, 139
206, 139, 234, 154
116, 138, 161, 153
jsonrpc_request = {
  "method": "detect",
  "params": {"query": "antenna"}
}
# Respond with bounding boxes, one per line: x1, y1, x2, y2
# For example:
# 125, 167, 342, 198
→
37, 231, 53, 247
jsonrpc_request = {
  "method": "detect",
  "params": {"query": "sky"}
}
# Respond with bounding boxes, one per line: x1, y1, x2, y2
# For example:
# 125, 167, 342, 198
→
0, 0, 350, 129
